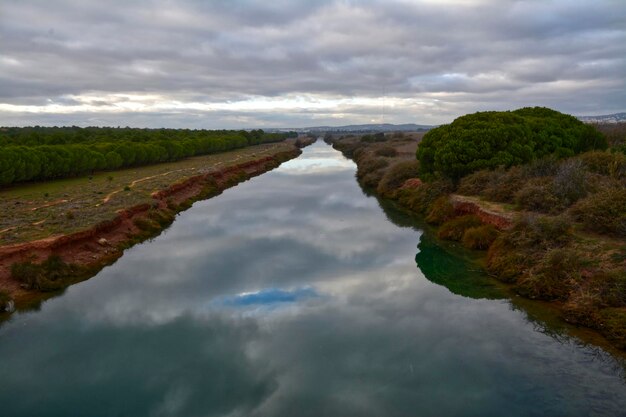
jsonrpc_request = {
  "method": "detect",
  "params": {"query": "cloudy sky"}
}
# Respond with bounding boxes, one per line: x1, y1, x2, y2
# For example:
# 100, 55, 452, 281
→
1, 0, 625, 128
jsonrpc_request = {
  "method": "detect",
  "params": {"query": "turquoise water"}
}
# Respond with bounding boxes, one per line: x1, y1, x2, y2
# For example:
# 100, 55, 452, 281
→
1, 141, 625, 416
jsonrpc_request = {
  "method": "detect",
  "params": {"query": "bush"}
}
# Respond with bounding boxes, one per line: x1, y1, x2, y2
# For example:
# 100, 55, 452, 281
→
501, 214, 572, 249
375, 146, 398, 157
457, 170, 495, 196
514, 178, 562, 213
480, 166, 527, 203
515, 248, 581, 300
133, 217, 161, 233
376, 160, 420, 196
593, 270, 626, 308
11, 255, 79, 291
148, 209, 175, 227
361, 170, 386, 188
598, 309, 626, 350
486, 244, 528, 283
569, 187, 626, 237
396, 179, 454, 215
438, 215, 483, 241
562, 290, 602, 328
578, 150, 626, 180
425, 196, 456, 225
356, 157, 388, 180
552, 159, 588, 206
462, 224, 499, 250
521, 156, 560, 177
0, 291, 12, 312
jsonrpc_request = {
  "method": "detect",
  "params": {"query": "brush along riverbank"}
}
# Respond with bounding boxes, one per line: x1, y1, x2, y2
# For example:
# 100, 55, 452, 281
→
326, 131, 626, 351
0, 138, 314, 316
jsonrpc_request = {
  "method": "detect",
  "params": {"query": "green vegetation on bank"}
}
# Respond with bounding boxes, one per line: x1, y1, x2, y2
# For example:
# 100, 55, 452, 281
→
0, 126, 296, 186
328, 110, 626, 349
417, 107, 608, 179
0, 141, 297, 246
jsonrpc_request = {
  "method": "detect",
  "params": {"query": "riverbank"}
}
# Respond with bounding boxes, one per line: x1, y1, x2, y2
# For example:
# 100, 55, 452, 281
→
326, 134, 626, 351
0, 138, 314, 314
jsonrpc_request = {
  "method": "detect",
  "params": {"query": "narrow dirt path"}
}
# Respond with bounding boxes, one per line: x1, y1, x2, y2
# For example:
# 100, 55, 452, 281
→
30, 199, 69, 211
97, 168, 195, 206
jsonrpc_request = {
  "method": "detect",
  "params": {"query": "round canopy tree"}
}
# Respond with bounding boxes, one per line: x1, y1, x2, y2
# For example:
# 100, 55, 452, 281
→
417, 107, 606, 179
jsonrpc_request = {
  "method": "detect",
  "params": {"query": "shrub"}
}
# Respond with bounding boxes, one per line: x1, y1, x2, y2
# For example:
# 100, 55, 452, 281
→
361, 170, 386, 188
462, 224, 499, 250
396, 179, 454, 215
457, 170, 495, 196
521, 156, 560, 177
438, 215, 483, 241
425, 196, 456, 225
481, 166, 527, 203
514, 178, 561, 213
501, 214, 572, 249
352, 147, 366, 161
148, 209, 175, 227
578, 150, 626, 180
598, 309, 626, 350
11, 255, 79, 291
356, 157, 388, 180
593, 270, 626, 308
569, 187, 626, 237
562, 290, 602, 328
133, 217, 161, 233
375, 146, 398, 157
515, 248, 581, 300
376, 160, 420, 196
486, 236, 530, 283
552, 159, 588, 206
0, 291, 10, 304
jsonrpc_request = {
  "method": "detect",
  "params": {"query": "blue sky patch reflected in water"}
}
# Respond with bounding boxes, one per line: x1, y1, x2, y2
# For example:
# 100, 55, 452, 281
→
216, 286, 320, 307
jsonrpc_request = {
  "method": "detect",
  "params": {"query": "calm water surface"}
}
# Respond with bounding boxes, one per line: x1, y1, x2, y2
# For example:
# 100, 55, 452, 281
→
1, 141, 625, 416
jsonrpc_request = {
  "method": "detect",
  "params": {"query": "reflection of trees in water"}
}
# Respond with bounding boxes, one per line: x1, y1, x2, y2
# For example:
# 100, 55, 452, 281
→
372, 195, 504, 301
414, 231, 504, 301
372, 193, 626, 376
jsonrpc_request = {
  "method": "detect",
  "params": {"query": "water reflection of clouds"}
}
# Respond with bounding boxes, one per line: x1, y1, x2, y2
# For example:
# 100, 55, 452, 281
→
277, 157, 355, 174
215, 286, 320, 307
3, 142, 626, 416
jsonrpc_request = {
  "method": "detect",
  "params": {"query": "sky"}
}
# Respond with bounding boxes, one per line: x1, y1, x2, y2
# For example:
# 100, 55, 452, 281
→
1, 0, 625, 128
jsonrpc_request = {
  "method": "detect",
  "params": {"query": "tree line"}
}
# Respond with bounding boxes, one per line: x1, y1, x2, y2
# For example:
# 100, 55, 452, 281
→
0, 127, 296, 186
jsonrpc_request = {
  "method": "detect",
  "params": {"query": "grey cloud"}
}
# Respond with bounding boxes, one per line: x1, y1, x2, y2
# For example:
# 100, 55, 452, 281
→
1, 0, 625, 127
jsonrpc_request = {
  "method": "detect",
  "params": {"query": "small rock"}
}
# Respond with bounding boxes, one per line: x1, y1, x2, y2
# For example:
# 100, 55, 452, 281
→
97, 238, 109, 246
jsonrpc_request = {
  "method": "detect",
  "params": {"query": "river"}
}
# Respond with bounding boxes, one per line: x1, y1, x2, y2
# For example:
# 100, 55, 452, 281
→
1, 140, 625, 416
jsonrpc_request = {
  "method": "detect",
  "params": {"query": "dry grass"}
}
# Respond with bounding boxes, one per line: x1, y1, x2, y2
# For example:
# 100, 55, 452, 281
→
0, 142, 294, 246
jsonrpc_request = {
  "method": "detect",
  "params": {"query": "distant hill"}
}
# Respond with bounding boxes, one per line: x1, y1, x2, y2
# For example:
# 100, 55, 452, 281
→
267, 123, 434, 133
578, 112, 626, 124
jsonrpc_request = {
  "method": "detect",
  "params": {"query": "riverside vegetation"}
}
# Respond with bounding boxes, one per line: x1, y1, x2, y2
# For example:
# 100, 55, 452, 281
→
327, 107, 626, 350
0, 131, 313, 315
0, 126, 296, 186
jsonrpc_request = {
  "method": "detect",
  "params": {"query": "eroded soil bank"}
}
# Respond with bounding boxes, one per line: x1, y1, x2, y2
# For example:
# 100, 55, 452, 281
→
0, 141, 312, 313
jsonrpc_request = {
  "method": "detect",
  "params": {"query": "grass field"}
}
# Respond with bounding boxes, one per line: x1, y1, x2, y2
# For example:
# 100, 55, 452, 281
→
0, 141, 295, 246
